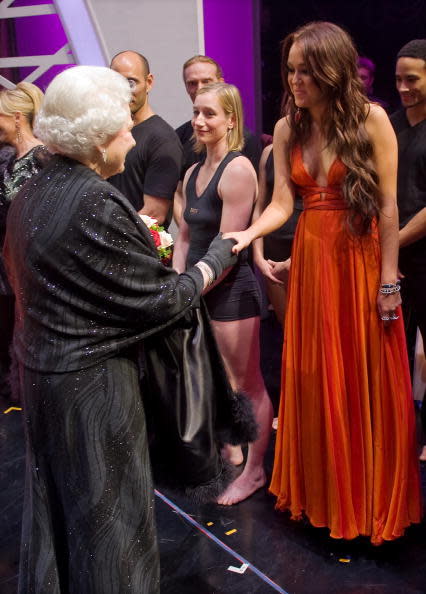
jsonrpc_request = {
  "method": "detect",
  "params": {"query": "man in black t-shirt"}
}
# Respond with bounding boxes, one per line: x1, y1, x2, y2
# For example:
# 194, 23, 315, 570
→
109, 51, 183, 226
390, 39, 426, 458
174, 55, 261, 224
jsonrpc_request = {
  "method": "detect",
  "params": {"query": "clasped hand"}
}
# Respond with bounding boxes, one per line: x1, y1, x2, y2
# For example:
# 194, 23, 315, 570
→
267, 258, 291, 284
255, 255, 290, 285
222, 230, 254, 254
377, 291, 402, 324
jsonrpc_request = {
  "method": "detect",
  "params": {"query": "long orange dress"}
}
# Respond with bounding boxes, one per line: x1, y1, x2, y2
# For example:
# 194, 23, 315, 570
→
269, 145, 422, 545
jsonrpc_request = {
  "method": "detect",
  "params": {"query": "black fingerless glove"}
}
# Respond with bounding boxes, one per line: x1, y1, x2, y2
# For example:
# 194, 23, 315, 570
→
199, 233, 238, 279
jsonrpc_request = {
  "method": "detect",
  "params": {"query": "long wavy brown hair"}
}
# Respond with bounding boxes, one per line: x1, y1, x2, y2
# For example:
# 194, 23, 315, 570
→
281, 21, 380, 234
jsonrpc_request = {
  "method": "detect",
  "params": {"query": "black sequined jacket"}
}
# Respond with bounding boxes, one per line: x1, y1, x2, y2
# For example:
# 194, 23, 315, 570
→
4, 155, 258, 502
4, 155, 204, 373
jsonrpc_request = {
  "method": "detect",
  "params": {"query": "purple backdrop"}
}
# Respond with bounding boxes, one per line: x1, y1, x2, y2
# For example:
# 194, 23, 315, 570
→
3, 1, 259, 127
3, 0, 74, 90
203, 0, 258, 133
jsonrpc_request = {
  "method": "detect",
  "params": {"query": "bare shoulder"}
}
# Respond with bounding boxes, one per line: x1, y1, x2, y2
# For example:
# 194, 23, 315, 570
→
182, 162, 197, 192
364, 102, 396, 151
260, 143, 273, 167
219, 154, 257, 200
365, 103, 391, 130
223, 154, 256, 182
183, 162, 197, 181
274, 116, 291, 141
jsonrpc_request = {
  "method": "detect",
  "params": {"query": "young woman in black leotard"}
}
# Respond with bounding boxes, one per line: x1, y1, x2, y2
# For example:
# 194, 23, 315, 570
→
173, 82, 273, 505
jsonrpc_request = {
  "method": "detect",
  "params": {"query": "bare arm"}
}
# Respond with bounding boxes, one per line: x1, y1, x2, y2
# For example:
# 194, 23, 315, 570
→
138, 194, 170, 225
251, 144, 285, 284
224, 118, 294, 253
252, 144, 272, 264
201, 155, 257, 292
172, 167, 194, 273
173, 215, 190, 274
399, 207, 426, 247
173, 181, 184, 227
365, 104, 401, 316
218, 157, 257, 235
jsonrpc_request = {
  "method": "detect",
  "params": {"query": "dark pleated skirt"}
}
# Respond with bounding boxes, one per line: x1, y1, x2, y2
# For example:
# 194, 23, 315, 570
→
18, 353, 160, 594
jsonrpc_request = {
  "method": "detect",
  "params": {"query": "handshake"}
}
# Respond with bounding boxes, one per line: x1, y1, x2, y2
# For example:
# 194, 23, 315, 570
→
197, 233, 238, 281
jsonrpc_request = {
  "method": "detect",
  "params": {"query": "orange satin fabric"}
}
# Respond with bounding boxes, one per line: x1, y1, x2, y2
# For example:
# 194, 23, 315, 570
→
269, 145, 422, 544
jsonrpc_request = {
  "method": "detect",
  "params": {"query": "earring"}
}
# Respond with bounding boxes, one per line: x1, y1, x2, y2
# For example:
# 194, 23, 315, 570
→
16, 123, 23, 143
101, 148, 108, 164
295, 107, 302, 124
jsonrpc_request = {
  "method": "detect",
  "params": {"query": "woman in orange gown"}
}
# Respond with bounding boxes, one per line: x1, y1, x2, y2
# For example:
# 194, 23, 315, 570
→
224, 21, 421, 544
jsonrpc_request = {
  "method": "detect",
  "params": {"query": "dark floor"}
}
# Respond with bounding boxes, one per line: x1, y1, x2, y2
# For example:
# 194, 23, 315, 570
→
1, 313, 426, 594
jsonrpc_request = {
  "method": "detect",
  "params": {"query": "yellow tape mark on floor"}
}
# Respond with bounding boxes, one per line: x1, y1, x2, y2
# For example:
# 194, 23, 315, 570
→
3, 407, 22, 414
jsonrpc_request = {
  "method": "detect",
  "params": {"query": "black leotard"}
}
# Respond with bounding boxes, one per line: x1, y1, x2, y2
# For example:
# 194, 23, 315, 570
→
185, 152, 261, 321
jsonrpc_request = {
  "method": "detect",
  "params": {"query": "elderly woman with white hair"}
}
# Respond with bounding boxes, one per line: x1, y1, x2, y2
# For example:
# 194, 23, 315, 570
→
3, 66, 240, 594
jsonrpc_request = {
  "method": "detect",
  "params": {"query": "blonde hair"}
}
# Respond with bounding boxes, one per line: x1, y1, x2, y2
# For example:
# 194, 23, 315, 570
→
193, 82, 244, 153
0, 82, 44, 128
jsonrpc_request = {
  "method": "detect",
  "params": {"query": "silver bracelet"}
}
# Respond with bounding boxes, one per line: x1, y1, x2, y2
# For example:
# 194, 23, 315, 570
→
195, 262, 215, 287
379, 281, 400, 295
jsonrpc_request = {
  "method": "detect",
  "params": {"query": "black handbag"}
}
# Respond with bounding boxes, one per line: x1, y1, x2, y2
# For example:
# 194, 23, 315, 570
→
142, 299, 258, 503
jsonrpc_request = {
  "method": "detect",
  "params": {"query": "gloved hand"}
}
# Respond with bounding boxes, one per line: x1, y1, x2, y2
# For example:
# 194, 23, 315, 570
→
199, 233, 238, 279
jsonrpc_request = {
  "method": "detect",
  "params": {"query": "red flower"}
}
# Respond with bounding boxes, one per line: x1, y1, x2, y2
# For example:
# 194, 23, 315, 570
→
139, 215, 173, 264
150, 229, 161, 247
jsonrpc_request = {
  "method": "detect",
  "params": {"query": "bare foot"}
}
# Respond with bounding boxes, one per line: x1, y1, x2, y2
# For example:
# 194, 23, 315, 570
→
419, 445, 426, 462
222, 444, 244, 466
217, 467, 266, 505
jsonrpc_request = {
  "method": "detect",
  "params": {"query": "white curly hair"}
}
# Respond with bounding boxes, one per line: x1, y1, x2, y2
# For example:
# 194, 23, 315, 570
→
34, 65, 131, 159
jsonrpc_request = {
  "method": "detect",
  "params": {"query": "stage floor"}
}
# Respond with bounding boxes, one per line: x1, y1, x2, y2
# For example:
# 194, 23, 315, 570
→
1, 314, 425, 594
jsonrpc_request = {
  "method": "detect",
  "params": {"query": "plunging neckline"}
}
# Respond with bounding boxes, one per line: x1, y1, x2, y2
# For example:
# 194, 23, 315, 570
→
297, 145, 339, 188
194, 153, 230, 199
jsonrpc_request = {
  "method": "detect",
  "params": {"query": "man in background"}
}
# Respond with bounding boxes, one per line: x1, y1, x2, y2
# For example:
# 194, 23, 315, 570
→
109, 51, 183, 227
357, 56, 388, 109
390, 39, 426, 460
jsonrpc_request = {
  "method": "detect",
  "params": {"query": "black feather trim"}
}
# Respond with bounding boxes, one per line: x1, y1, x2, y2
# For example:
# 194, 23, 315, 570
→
152, 457, 236, 504
217, 391, 259, 445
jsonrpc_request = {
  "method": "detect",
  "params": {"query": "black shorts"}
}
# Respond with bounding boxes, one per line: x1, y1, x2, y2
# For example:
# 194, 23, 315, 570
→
204, 262, 261, 321
263, 208, 301, 262
264, 235, 293, 262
